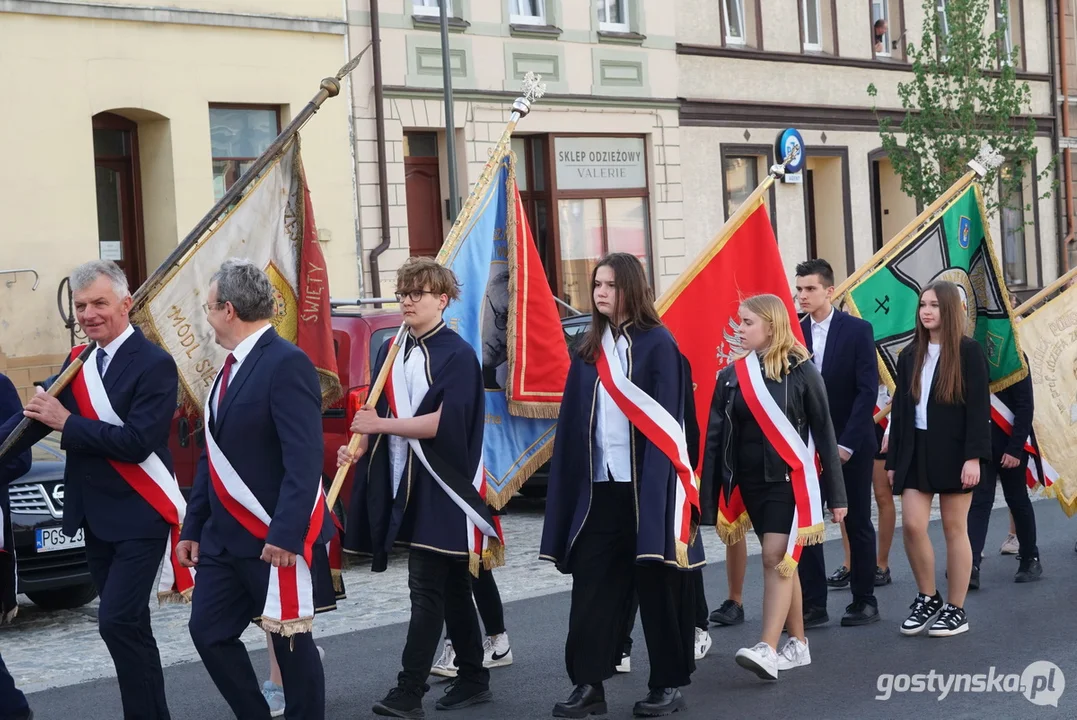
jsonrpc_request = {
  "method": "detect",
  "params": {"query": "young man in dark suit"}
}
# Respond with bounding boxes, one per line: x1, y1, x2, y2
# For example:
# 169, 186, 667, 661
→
0, 372, 33, 720
177, 260, 331, 720
794, 259, 881, 627
0, 260, 179, 719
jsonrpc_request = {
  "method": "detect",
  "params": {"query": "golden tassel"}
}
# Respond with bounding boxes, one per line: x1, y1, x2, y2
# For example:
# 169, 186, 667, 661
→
716, 512, 751, 546
775, 553, 798, 577
675, 540, 689, 568
258, 616, 314, 638
468, 551, 481, 578
796, 522, 826, 546
482, 538, 506, 570
331, 569, 344, 594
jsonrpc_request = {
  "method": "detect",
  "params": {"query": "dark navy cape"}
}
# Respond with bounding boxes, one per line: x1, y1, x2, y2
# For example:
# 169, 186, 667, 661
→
539, 323, 705, 573
343, 322, 494, 571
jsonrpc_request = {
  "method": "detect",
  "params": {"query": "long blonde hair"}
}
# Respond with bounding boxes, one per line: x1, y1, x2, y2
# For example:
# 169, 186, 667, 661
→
736, 294, 810, 381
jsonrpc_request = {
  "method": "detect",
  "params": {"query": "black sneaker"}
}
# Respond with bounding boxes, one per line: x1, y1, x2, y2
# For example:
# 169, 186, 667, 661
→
968, 565, 980, 590
803, 606, 829, 629
928, 603, 969, 637
899, 591, 943, 636
1015, 557, 1043, 583
434, 680, 492, 711
373, 686, 425, 719
708, 599, 744, 626
874, 566, 892, 586
826, 565, 851, 588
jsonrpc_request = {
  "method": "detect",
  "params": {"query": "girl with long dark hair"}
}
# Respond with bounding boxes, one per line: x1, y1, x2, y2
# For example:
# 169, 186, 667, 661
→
700, 294, 846, 681
541, 253, 703, 718
886, 280, 990, 637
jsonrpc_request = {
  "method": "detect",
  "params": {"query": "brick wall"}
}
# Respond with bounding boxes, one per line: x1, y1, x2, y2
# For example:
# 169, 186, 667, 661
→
0, 352, 68, 404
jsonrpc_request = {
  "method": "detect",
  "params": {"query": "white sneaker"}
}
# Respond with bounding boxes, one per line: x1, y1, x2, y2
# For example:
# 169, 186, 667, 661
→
615, 653, 631, 673
317, 645, 325, 662
1000, 533, 1019, 555
735, 642, 778, 681
262, 681, 285, 718
777, 637, 811, 670
483, 632, 513, 668
430, 640, 458, 678
694, 628, 712, 660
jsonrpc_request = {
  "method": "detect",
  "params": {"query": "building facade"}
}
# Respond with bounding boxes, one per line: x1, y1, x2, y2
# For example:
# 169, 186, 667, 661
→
346, 0, 687, 311
678, 0, 1059, 291
0, 0, 358, 399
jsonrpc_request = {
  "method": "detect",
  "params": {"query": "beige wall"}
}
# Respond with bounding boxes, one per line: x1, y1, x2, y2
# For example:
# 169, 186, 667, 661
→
806, 156, 848, 282
61, 0, 344, 19
0, 12, 356, 359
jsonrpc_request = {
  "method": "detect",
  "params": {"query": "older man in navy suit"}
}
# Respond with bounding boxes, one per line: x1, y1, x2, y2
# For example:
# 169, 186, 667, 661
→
176, 259, 330, 720
795, 259, 881, 628
0, 260, 178, 719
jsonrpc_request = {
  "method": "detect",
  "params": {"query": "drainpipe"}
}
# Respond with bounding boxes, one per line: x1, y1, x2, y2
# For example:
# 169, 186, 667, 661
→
1057, 0, 1075, 272
343, 0, 365, 297
368, 0, 392, 297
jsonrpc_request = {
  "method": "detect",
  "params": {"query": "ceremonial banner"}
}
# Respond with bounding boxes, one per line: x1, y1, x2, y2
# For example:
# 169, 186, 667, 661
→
440, 153, 570, 509
657, 197, 803, 544
845, 184, 1026, 391
134, 137, 342, 409
1017, 286, 1077, 515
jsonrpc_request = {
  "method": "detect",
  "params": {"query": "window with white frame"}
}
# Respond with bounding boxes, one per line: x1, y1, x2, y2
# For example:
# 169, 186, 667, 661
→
937, 0, 951, 56
597, 0, 629, 32
723, 0, 747, 45
414, 0, 451, 17
872, 0, 891, 57
511, 0, 546, 25
802, 0, 822, 52
999, 163, 1028, 286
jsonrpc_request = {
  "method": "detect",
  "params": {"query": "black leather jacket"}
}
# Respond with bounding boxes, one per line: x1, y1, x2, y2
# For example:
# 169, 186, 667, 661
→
700, 355, 847, 526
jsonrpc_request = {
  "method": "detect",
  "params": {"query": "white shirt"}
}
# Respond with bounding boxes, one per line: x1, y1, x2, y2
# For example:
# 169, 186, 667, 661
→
594, 333, 632, 483
389, 339, 427, 495
97, 323, 136, 377
810, 307, 835, 371
211, 323, 273, 419
914, 343, 941, 430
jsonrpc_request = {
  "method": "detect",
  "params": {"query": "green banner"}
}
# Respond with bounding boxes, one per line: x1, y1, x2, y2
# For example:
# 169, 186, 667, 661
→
846, 183, 1026, 392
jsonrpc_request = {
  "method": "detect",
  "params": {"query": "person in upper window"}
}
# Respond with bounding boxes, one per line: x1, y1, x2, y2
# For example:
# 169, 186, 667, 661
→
874, 19, 889, 52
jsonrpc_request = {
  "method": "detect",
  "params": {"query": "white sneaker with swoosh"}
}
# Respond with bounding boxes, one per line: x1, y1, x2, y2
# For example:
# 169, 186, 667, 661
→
483, 632, 513, 668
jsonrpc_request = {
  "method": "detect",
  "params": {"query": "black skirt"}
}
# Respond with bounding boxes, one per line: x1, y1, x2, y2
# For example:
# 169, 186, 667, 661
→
901, 429, 974, 495
737, 474, 796, 537
874, 423, 887, 461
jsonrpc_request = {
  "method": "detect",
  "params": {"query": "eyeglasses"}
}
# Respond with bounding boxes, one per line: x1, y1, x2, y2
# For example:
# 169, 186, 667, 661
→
202, 301, 226, 313
395, 290, 437, 303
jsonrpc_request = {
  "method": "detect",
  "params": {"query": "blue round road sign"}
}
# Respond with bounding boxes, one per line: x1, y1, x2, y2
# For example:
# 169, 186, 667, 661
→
776, 128, 806, 175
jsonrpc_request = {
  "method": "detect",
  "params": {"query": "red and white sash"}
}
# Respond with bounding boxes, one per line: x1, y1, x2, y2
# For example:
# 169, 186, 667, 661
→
203, 385, 325, 636
735, 356, 826, 576
594, 327, 699, 567
990, 394, 1057, 491
875, 385, 891, 431
385, 336, 503, 576
67, 345, 194, 603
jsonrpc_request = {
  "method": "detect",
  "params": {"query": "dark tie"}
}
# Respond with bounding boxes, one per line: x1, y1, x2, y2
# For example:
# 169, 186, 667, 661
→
96, 348, 107, 378
217, 353, 237, 410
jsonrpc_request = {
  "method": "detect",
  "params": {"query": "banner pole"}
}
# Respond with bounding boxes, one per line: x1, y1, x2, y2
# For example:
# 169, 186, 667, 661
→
324, 73, 547, 512
1014, 264, 1077, 316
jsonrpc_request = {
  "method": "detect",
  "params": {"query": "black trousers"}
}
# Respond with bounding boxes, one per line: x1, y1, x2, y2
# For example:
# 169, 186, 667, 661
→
84, 526, 171, 720
968, 456, 1039, 564
799, 450, 877, 607
0, 649, 29, 720
622, 570, 708, 654
188, 550, 325, 720
400, 549, 490, 693
566, 481, 695, 690
445, 565, 506, 641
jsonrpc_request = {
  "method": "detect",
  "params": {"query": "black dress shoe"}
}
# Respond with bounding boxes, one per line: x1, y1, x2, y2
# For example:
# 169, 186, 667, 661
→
840, 600, 880, 626
968, 565, 980, 590
826, 565, 851, 588
874, 566, 892, 586
553, 684, 606, 719
1015, 557, 1043, 583
708, 598, 744, 626
632, 687, 686, 718
803, 606, 829, 629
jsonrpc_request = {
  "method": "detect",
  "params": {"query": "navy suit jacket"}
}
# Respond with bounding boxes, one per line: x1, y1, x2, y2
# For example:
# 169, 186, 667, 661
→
0, 373, 32, 497
0, 328, 177, 541
181, 328, 333, 559
801, 309, 879, 455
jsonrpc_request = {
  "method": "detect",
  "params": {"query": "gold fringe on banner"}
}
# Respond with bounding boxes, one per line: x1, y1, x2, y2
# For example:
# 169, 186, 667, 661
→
157, 587, 194, 606
776, 554, 799, 578
797, 523, 826, 547
716, 511, 751, 546
487, 437, 555, 511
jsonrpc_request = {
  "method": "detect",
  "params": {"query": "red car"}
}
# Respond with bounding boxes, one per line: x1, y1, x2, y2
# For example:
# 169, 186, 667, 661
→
169, 303, 403, 523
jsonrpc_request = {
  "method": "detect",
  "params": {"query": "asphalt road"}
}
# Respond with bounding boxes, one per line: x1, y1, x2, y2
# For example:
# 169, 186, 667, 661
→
25, 503, 1077, 719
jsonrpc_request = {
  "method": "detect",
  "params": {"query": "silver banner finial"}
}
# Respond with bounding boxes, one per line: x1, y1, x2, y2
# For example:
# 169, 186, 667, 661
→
968, 141, 1004, 177
512, 71, 547, 119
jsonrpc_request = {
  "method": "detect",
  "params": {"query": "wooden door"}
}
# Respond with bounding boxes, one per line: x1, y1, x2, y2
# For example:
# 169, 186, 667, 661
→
404, 157, 444, 257
93, 112, 145, 288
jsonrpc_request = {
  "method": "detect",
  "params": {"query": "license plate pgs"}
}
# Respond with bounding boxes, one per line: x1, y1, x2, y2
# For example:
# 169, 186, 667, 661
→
35, 527, 85, 553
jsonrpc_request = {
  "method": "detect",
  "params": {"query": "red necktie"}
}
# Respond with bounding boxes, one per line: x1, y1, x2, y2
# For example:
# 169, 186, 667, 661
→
217, 353, 237, 410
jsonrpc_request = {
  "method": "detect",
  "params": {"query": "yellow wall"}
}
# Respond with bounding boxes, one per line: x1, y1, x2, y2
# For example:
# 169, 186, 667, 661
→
0, 12, 357, 358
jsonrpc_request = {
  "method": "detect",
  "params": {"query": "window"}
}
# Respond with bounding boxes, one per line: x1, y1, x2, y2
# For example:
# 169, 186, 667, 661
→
872, 0, 891, 57
723, 0, 747, 45
996, 0, 1023, 68
414, 0, 451, 17
510, 0, 545, 25
937, 0, 951, 59
802, 0, 822, 52
999, 164, 1028, 286
597, 0, 629, 32
723, 156, 759, 218
209, 105, 280, 201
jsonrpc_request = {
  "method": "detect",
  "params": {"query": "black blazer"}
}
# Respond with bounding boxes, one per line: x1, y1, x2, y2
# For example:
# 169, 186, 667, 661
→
885, 337, 992, 493
801, 309, 879, 454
